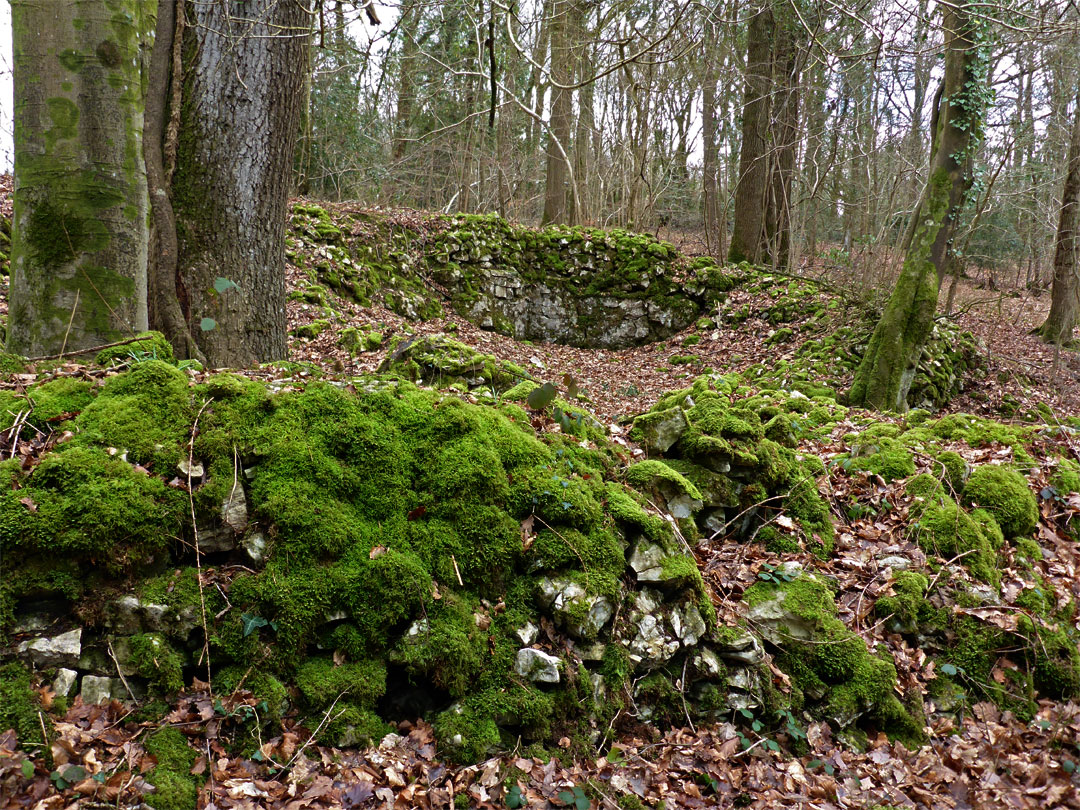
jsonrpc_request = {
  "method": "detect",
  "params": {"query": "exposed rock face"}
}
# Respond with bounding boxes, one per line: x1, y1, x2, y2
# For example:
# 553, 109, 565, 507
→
17, 628, 82, 668
291, 205, 734, 349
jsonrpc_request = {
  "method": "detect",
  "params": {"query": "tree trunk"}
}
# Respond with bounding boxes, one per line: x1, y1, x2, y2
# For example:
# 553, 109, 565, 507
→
728, 2, 774, 264
848, 3, 989, 411
764, 3, 802, 270
7, 0, 151, 357
542, 0, 574, 225
1038, 88, 1080, 344
701, 10, 722, 256
172, 0, 310, 367
392, 1, 421, 162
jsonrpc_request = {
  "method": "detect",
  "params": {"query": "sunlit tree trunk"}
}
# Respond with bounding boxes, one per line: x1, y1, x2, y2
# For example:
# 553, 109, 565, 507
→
7, 0, 151, 356
848, 3, 989, 411
1038, 87, 1080, 344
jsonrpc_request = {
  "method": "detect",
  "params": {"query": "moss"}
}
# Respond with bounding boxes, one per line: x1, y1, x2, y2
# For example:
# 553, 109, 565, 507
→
0, 662, 50, 757
934, 451, 968, 493
23, 377, 95, 429
296, 657, 387, 710
909, 496, 1000, 585
604, 482, 672, 544
95, 331, 175, 365
963, 465, 1038, 538
745, 576, 924, 744
906, 473, 945, 501
845, 437, 915, 482
74, 359, 193, 470
390, 596, 490, 698
625, 460, 702, 501
875, 572, 928, 630
763, 413, 798, 447
0, 445, 187, 569
130, 633, 185, 694
144, 727, 201, 810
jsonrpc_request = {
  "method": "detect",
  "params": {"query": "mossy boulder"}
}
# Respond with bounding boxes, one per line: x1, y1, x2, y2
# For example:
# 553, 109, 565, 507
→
963, 464, 1038, 538
743, 570, 925, 745
377, 333, 530, 392
0, 367, 736, 764
95, 331, 175, 366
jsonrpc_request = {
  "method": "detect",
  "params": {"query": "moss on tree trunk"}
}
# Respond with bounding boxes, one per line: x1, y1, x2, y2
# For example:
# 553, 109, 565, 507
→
7, 0, 152, 356
848, 3, 989, 411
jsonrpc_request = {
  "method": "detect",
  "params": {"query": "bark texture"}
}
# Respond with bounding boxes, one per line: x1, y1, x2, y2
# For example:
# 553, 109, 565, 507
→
727, 2, 774, 264
542, 0, 574, 225
1037, 88, 1080, 345
145, 0, 202, 362
848, 3, 988, 411
172, 0, 310, 367
8, 0, 151, 356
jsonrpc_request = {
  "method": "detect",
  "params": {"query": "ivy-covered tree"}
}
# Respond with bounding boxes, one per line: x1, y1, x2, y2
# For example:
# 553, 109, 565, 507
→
848, 2, 992, 411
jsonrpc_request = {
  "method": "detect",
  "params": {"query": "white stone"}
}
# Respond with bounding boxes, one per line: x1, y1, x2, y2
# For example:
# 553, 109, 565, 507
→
18, 628, 82, 668
80, 675, 113, 705
515, 622, 538, 646
53, 668, 78, 697
514, 648, 561, 683
178, 458, 205, 480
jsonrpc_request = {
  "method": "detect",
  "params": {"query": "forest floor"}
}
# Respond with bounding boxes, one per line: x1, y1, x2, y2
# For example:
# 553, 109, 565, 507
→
3, 197, 1080, 809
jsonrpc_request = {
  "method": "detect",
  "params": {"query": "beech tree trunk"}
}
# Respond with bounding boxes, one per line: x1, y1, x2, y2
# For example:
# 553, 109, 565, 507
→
171, 0, 310, 367
848, 3, 988, 411
7, 0, 151, 357
1038, 88, 1080, 344
728, 2, 774, 264
542, 0, 574, 225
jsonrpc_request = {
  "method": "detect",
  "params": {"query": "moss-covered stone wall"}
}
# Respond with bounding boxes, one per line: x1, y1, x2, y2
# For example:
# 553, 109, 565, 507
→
288, 204, 733, 349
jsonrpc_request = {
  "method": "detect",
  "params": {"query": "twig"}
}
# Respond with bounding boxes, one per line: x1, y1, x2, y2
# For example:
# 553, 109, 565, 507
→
106, 639, 138, 702
58, 289, 80, 360
188, 398, 214, 697
26, 335, 153, 363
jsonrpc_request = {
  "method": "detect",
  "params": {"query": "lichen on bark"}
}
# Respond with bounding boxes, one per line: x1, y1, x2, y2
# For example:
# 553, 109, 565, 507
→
7, 0, 151, 357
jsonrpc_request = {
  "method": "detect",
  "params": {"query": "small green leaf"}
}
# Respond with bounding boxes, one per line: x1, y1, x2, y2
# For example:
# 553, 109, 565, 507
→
251, 750, 265, 762
558, 790, 574, 804
940, 663, 958, 676
527, 382, 557, 411
506, 783, 528, 808
242, 613, 269, 637
807, 759, 823, 769
20, 760, 34, 778
213, 277, 239, 294
200, 317, 217, 332
1064, 759, 1076, 774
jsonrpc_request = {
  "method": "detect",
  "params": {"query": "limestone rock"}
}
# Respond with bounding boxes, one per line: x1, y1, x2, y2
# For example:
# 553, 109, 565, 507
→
178, 458, 205, 480
670, 600, 707, 647
53, 668, 78, 698
714, 631, 764, 665
242, 531, 267, 565
515, 622, 538, 646
222, 482, 248, 533
745, 589, 818, 645
628, 541, 670, 582
18, 628, 82, 668
536, 578, 613, 639
630, 408, 689, 453
515, 648, 561, 683
80, 675, 112, 705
